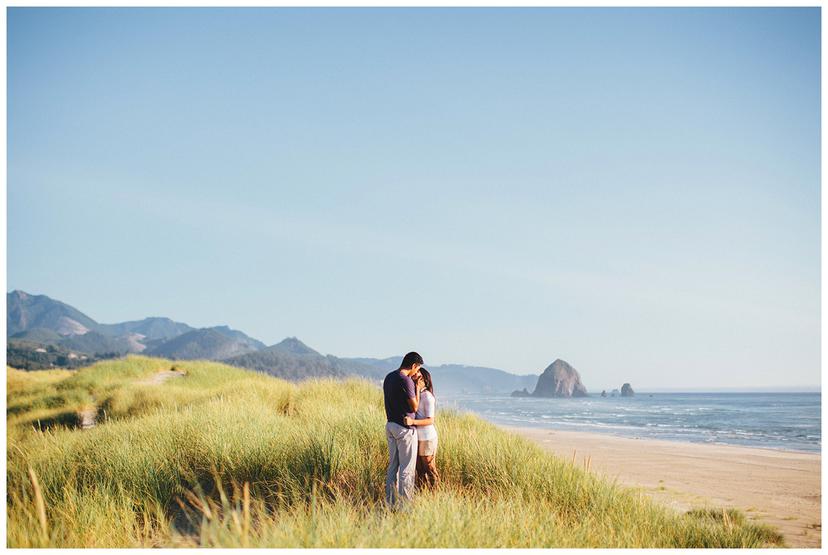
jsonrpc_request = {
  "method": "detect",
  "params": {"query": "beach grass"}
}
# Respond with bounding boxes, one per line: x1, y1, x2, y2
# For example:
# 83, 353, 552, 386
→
6, 356, 785, 548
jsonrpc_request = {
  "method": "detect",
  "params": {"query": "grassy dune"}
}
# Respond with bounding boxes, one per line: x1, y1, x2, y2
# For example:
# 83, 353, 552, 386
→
7, 356, 784, 548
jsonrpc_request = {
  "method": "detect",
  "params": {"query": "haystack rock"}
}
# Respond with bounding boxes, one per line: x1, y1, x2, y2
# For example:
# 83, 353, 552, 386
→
621, 383, 635, 397
532, 359, 588, 398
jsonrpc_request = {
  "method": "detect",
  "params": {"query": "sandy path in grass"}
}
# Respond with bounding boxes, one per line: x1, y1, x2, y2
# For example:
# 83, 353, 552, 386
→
77, 370, 186, 430
137, 370, 186, 386
504, 426, 821, 548
79, 405, 97, 429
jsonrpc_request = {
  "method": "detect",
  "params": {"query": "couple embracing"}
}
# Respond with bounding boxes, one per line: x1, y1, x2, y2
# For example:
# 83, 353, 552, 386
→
383, 351, 439, 507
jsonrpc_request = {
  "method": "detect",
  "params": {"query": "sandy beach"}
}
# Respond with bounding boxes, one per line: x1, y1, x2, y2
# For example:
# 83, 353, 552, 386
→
505, 426, 822, 548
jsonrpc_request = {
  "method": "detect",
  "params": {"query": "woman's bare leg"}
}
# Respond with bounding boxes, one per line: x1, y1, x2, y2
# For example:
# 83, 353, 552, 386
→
418, 455, 439, 488
415, 453, 426, 489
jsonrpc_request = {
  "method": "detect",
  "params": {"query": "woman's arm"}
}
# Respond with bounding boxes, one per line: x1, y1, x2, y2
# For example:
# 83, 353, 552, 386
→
410, 416, 433, 426
403, 415, 434, 426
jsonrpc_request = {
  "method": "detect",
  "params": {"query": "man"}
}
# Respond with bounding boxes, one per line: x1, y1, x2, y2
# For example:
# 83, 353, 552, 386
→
383, 351, 423, 507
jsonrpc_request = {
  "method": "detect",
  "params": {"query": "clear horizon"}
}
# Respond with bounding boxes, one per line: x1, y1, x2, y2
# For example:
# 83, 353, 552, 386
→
4, 289, 822, 390
8, 8, 821, 390
7, 286, 821, 391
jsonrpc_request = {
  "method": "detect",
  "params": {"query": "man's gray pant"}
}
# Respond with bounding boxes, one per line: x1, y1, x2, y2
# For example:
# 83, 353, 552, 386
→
385, 421, 417, 506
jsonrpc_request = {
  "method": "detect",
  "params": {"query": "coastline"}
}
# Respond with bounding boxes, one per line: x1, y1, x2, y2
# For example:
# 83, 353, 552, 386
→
503, 425, 822, 548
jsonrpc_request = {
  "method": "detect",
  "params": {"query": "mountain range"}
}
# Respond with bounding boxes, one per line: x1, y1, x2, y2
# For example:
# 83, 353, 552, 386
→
6, 290, 539, 393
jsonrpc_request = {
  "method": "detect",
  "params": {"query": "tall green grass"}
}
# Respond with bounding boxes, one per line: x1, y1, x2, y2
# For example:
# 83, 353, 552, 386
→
7, 356, 784, 548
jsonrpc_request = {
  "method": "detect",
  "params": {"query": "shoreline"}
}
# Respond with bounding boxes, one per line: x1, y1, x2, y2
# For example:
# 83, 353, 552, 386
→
496, 422, 820, 455
503, 425, 822, 548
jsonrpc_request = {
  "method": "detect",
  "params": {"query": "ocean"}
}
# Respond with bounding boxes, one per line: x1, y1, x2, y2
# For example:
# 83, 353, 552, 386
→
440, 392, 821, 453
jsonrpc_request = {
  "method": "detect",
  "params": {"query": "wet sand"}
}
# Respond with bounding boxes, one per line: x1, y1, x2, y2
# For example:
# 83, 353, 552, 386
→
504, 426, 821, 548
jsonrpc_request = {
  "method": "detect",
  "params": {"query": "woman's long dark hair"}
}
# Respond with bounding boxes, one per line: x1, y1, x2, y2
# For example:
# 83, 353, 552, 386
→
420, 367, 434, 396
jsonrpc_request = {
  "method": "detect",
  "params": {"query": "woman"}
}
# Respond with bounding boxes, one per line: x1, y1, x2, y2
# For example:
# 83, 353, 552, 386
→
405, 367, 439, 488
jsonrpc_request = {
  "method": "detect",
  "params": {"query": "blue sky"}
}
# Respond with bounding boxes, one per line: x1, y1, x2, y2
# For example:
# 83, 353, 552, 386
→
7, 8, 820, 389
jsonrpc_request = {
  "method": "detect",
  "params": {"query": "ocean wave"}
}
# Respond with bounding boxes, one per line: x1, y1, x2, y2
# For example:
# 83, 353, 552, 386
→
455, 393, 820, 452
